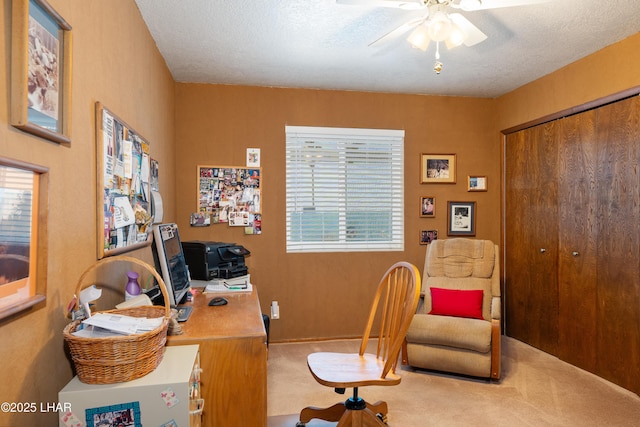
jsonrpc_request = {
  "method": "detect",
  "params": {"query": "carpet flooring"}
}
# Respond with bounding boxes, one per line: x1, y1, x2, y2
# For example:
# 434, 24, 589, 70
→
266, 336, 640, 426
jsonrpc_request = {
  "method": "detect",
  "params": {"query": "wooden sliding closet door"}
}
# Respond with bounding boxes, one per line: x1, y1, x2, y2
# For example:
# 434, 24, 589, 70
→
505, 94, 640, 395
505, 123, 559, 355
557, 111, 598, 372
595, 96, 640, 393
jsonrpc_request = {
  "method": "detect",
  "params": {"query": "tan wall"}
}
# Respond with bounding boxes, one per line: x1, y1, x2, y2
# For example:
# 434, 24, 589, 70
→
175, 85, 501, 342
496, 32, 640, 131
0, 1, 175, 425
0, 1, 638, 423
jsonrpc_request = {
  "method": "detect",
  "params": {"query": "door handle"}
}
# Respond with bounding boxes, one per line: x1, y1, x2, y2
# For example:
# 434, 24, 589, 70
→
540, 248, 546, 253
572, 251, 579, 257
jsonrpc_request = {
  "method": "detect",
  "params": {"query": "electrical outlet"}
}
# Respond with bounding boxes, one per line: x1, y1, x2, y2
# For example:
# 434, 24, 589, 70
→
271, 301, 280, 320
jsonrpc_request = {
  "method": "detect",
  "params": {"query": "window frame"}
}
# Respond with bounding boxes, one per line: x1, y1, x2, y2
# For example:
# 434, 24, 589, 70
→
0, 158, 48, 320
285, 126, 405, 253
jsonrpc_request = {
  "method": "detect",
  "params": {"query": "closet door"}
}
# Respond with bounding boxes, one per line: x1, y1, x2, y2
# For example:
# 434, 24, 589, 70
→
595, 95, 640, 394
557, 111, 598, 372
505, 123, 559, 354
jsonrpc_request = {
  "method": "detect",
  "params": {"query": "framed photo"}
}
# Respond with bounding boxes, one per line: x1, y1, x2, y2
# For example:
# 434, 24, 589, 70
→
447, 201, 476, 236
420, 196, 436, 217
85, 401, 141, 427
420, 230, 438, 245
468, 175, 487, 192
420, 154, 456, 184
11, 0, 72, 144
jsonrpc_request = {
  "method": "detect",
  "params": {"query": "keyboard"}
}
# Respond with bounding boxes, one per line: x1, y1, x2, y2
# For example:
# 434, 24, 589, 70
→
176, 305, 193, 322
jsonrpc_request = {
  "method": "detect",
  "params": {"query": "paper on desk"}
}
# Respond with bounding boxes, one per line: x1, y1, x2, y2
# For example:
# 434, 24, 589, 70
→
190, 274, 253, 292
205, 282, 253, 293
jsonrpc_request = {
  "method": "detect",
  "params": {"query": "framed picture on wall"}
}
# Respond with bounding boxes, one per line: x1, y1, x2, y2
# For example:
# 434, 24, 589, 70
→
447, 201, 476, 236
468, 175, 487, 191
420, 154, 456, 184
420, 196, 435, 217
420, 230, 438, 245
11, 0, 72, 144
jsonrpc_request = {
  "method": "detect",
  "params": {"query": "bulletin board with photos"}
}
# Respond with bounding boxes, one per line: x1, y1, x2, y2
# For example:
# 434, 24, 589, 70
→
96, 102, 154, 258
197, 165, 262, 234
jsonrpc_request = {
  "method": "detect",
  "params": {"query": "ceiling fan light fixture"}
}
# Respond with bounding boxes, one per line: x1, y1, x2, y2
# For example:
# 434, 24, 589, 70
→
427, 11, 452, 41
407, 24, 431, 51
446, 23, 465, 48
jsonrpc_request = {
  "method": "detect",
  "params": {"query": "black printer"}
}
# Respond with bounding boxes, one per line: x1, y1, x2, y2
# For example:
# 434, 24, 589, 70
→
181, 241, 250, 281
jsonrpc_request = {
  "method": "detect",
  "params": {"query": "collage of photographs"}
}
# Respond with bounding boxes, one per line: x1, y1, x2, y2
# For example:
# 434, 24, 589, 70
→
197, 166, 262, 234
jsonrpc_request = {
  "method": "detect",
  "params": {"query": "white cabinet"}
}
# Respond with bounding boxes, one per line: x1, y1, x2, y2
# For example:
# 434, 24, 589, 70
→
59, 344, 202, 427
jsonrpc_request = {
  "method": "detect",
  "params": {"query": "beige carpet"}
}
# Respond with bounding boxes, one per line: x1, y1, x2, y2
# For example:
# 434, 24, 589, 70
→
267, 336, 640, 426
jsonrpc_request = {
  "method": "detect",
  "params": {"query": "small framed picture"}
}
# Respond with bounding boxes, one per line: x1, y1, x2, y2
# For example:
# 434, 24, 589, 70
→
420, 154, 456, 184
420, 230, 438, 245
468, 176, 487, 192
447, 201, 476, 236
420, 196, 435, 217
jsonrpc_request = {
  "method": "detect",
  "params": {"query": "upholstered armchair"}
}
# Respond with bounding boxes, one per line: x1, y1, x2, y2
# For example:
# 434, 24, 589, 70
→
403, 238, 501, 380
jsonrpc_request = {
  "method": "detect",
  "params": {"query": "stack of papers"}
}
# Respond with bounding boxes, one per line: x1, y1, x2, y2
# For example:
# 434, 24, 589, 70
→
204, 281, 253, 293
191, 274, 253, 293
72, 313, 164, 337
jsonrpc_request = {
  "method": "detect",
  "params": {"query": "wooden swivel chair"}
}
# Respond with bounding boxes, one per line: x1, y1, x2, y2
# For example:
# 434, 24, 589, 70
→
296, 262, 421, 427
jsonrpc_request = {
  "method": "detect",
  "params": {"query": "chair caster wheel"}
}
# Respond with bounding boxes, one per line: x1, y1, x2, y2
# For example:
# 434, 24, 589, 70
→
296, 422, 306, 427
377, 413, 388, 424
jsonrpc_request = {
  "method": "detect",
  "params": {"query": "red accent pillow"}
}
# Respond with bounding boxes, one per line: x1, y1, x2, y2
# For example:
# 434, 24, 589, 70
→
429, 287, 484, 320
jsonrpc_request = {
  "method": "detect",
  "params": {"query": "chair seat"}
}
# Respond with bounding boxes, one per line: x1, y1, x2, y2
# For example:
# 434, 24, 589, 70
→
307, 352, 402, 388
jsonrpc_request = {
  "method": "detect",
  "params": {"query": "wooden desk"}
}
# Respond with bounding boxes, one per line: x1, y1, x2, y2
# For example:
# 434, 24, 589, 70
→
167, 287, 267, 427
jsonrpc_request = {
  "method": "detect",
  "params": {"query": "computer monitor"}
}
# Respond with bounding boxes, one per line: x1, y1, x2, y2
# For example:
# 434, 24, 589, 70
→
152, 223, 191, 306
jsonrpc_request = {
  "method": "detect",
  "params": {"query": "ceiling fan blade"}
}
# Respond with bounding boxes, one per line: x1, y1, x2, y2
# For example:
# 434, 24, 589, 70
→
458, 0, 550, 11
336, 0, 426, 10
449, 13, 487, 47
368, 16, 424, 46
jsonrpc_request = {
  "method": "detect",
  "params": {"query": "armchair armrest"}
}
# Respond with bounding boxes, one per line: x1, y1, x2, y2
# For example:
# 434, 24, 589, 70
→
491, 296, 501, 320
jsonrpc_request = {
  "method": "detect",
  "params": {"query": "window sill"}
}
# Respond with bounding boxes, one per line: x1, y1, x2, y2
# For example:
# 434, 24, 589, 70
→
0, 294, 46, 321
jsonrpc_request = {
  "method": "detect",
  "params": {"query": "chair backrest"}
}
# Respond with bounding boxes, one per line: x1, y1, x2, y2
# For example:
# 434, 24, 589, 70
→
422, 238, 499, 321
359, 261, 421, 379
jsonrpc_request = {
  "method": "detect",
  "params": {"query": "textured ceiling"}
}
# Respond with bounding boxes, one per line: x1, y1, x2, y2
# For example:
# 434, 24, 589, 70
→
134, 0, 640, 98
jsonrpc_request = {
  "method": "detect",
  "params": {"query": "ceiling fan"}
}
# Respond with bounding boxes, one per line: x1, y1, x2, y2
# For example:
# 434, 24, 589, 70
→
337, 0, 550, 74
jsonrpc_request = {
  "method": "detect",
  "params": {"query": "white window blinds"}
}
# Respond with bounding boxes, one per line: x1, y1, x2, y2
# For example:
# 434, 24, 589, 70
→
285, 126, 404, 253
0, 166, 33, 245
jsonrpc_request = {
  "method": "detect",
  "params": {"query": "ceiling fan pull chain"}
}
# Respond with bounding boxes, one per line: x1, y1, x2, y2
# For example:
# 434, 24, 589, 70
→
434, 41, 444, 74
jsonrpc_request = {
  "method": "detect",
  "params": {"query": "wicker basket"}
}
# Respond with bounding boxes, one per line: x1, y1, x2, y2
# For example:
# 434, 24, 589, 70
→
63, 255, 170, 384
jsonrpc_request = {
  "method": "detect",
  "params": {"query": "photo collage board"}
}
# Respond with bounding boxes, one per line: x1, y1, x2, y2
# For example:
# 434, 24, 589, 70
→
197, 165, 262, 234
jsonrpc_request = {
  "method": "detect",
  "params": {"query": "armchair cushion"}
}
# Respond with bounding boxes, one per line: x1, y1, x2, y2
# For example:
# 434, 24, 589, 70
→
429, 287, 484, 320
406, 314, 492, 353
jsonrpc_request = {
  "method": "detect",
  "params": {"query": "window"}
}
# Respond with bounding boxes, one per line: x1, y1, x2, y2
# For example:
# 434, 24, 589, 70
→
0, 159, 48, 320
285, 126, 404, 253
